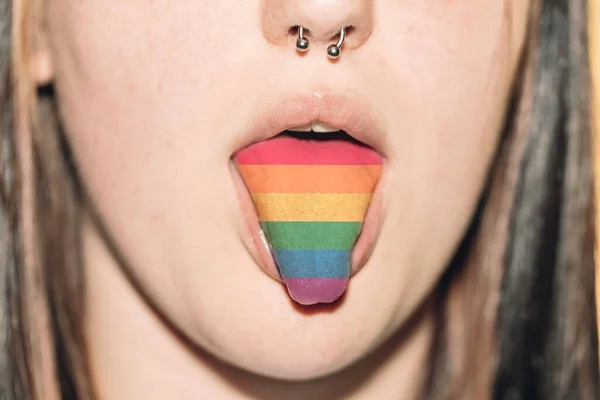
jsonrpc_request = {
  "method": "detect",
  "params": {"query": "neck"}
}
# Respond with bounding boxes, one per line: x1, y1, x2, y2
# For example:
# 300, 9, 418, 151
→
83, 214, 434, 400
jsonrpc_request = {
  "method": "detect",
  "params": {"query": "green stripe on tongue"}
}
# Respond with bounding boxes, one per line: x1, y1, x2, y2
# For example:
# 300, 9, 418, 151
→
234, 135, 382, 305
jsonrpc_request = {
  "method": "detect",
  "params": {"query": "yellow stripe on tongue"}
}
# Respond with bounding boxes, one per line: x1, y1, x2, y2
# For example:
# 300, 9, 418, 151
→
234, 135, 382, 305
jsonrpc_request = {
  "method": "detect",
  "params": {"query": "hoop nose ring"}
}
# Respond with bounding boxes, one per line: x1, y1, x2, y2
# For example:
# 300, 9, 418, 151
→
295, 26, 347, 59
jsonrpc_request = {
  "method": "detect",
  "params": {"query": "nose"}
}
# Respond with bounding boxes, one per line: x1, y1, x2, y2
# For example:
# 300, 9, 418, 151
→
262, 0, 373, 52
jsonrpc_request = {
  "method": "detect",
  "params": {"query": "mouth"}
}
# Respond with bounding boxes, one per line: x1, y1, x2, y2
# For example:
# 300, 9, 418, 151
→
230, 93, 386, 306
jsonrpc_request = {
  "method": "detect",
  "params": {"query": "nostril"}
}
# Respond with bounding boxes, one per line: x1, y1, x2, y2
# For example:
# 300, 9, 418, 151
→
290, 25, 353, 42
289, 25, 311, 37
329, 25, 354, 41
261, 0, 374, 51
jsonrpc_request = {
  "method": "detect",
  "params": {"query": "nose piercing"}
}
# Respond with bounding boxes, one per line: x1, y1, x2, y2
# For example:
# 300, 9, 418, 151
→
296, 26, 310, 52
327, 28, 346, 60
295, 26, 347, 59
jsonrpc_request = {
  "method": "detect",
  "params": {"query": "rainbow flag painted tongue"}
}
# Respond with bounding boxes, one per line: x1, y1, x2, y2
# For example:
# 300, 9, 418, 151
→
234, 134, 383, 305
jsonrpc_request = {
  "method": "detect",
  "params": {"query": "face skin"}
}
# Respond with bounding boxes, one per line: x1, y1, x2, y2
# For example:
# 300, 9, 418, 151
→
36, 0, 529, 398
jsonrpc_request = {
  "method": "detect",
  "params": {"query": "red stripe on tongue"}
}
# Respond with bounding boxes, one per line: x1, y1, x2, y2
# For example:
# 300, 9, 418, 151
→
235, 135, 383, 165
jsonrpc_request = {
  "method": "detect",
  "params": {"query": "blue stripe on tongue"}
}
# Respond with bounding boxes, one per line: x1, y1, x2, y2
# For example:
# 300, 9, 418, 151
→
272, 249, 350, 278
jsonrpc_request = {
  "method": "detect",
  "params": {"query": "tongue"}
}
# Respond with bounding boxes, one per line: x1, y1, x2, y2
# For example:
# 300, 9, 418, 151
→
234, 134, 383, 305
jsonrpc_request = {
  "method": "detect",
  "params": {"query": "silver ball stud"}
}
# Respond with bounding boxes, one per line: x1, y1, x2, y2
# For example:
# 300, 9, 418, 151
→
296, 37, 309, 52
327, 44, 341, 59
296, 26, 309, 53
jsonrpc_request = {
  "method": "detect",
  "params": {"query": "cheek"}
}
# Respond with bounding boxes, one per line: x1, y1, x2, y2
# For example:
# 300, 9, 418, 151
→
364, 0, 520, 320
47, 1, 267, 327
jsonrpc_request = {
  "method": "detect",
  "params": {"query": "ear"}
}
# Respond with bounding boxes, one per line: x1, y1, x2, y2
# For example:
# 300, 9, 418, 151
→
29, 1, 54, 86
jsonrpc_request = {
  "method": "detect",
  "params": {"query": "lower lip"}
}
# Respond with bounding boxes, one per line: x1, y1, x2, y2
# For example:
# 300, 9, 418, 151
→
229, 140, 386, 303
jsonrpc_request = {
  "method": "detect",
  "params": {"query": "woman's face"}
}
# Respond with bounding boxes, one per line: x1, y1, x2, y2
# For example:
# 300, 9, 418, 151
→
43, 0, 529, 379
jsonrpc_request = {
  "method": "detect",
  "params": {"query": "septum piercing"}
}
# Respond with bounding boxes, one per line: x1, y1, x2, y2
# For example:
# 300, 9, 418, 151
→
295, 27, 346, 60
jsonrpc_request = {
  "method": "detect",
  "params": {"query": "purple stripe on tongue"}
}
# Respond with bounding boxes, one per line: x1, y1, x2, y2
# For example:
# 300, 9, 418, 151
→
283, 278, 348, 305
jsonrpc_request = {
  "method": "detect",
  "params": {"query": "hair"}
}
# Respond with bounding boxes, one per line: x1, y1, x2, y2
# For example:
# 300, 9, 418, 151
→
0, 0, 598, 399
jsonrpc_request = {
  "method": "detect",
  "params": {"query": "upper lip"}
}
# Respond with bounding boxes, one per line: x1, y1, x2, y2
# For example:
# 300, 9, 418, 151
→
230, 90, 388, 157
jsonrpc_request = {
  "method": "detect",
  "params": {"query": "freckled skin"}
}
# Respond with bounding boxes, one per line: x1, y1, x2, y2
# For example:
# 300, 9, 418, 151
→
41, 0, 530, 396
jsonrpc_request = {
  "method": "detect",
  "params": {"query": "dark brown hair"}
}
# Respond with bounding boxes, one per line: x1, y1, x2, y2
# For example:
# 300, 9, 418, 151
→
0, 0, 598, 399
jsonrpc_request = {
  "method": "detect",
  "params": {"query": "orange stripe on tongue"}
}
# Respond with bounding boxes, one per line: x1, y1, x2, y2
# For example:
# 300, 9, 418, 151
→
236, 165, 381, 193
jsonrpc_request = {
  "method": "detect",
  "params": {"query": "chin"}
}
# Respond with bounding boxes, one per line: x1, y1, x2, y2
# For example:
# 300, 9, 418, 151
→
178, 262, 399, 382
215, 322, 375, 381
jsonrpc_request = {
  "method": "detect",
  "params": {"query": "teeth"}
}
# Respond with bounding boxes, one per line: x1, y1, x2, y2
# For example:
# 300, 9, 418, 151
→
288, 123, 312, 132
287, 121, 342, 133
311, 121, 341, 133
